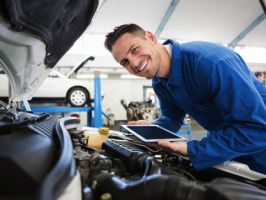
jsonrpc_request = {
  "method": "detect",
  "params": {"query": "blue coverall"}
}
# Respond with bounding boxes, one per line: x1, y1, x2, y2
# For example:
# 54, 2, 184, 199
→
153, 40, 266, 174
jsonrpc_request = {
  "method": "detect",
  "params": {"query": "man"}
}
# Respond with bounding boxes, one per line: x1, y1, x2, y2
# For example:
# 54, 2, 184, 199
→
104, 24, 266, 174
255, 71, 265, 83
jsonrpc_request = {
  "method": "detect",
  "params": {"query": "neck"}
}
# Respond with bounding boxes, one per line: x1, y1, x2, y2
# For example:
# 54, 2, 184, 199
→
156, 44, 171, 78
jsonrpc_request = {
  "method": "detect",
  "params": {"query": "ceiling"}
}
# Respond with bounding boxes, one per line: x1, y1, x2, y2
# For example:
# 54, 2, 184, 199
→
57, 0, 266, 73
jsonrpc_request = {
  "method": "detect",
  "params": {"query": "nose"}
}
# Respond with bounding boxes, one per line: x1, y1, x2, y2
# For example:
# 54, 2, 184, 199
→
127, 55, 140, 71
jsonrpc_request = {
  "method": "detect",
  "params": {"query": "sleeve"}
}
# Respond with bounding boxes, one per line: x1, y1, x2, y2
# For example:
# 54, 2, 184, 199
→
187, 54, 266, 171
152, 82, 186, 132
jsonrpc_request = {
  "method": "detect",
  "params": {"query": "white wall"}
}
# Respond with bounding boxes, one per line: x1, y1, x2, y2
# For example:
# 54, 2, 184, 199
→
100, 78, 151, 120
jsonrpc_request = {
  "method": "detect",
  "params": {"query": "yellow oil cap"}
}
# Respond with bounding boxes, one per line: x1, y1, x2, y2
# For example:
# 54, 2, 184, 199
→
98, 127, 110, 135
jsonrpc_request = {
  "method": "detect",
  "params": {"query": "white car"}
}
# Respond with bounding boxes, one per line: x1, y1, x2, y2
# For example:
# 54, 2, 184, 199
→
0, 57, 96, 107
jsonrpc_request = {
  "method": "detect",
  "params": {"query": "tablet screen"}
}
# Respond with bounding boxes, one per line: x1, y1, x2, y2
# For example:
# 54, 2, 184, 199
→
121, 125, 187, 142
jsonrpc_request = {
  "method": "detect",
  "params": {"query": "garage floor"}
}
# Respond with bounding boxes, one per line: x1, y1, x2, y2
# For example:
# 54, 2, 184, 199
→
189, 119, 206, 140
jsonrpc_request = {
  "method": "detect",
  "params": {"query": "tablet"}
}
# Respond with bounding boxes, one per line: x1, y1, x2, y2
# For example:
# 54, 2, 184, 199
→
121, 124, 187, 143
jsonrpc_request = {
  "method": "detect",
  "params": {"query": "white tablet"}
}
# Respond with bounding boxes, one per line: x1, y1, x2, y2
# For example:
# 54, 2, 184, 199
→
121, 124, 187, 143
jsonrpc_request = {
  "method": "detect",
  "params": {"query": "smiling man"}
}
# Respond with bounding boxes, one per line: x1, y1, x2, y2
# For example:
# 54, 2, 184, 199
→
104, 23, 266, 174
106, 25, 171, 80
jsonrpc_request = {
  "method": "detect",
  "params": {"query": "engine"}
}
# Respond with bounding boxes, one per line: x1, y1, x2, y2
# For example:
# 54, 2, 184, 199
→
120, 99, 160, 122
1, 101, 266, 200
71, 128, 266, 200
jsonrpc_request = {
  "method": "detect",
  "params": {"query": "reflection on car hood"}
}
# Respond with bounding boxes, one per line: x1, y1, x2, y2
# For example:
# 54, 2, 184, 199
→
0, 0, 98, 101
0, 18, 51, 101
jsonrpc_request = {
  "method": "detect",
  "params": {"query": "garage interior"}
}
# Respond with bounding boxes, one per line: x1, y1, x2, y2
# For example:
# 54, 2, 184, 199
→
1, 0, 266, 148
0, 0, 266, 199
55, 0, 266, 135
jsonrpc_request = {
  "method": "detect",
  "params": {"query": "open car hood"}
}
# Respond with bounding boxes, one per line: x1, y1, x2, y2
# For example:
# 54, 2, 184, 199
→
0, 0, 98, 102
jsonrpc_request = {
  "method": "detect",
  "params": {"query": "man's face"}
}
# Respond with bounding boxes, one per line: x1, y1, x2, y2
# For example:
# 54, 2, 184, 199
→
111, 32, 161, 79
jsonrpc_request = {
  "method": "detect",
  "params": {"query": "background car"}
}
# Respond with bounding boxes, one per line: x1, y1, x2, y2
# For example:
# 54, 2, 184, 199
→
0, 56, 97, 107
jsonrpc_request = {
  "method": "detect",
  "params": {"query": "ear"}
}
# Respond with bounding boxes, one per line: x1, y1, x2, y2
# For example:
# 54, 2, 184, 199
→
145, 31, 157, 42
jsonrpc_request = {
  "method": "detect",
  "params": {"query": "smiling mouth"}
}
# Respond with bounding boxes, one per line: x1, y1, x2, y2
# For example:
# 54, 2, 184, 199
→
137, 59, 148, 73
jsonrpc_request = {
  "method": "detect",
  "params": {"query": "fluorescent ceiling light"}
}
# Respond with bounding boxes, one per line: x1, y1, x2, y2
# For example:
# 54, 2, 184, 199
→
234, 46, 266, 64
120, 74, 145, 79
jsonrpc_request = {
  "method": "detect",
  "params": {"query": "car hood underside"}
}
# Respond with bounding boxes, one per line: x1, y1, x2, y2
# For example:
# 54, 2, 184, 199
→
0, 0, 98, 101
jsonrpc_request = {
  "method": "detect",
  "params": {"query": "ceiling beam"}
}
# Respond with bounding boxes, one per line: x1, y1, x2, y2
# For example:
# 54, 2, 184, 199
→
155, 0, 180, 37
228, 13, 266, 49
259, 0, 266, 15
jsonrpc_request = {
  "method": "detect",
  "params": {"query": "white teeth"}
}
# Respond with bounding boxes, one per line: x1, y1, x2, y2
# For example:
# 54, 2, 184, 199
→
139, 65, 145, 72
137, 60, 147, 73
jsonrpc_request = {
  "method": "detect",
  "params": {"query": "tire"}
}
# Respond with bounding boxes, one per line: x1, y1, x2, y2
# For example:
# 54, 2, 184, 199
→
66, 87, 90, 107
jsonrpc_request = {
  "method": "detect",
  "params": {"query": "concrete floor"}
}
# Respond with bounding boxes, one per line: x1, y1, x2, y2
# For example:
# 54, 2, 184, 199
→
189, 118, 206, 140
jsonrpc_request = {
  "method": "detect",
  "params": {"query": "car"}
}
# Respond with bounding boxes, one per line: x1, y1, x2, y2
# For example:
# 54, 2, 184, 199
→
0, 56, 96, 107
1, 1, 266, 200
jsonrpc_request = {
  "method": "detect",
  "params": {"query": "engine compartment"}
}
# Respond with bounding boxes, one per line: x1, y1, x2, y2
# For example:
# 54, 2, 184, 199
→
71, 128, 266, 200
1, 102, 266, 200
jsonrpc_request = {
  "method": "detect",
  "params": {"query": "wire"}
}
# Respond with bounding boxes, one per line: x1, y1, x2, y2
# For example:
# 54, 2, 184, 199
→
125, 140, 162, 154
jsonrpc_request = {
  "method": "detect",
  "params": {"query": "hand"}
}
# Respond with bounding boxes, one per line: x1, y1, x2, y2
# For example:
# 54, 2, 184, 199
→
127, 120, 151, 125
157, 140, 188, 156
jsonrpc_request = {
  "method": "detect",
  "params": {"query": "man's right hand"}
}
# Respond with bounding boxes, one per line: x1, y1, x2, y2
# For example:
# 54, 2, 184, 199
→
157, 140, 188, 156
127, 120, 151, 125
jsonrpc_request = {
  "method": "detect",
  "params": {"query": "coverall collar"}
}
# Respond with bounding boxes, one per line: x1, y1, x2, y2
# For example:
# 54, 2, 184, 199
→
154, 39, 183, 86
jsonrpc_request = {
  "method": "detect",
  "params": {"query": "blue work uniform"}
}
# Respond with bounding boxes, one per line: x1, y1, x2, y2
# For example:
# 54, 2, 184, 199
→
153, 40, 266, 174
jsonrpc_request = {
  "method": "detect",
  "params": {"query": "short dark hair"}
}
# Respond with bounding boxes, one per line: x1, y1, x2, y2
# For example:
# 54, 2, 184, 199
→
104, 24, 146, 51
255, 71, 263, 77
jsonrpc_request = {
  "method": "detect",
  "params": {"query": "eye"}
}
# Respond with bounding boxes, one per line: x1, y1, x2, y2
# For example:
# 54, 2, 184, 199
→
121, 59, 129, 68
131, 47, 138, 54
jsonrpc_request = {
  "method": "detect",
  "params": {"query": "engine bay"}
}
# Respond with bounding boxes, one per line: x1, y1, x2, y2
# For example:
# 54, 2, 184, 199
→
71, 125, 266, 200
1, 102, 266, 200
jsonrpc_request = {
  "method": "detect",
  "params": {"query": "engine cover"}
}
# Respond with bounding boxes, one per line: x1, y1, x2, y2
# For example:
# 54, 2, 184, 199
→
0, 112, 57, 196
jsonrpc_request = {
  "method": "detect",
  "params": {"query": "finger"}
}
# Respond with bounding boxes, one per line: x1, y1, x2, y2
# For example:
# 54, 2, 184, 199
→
137, 120, 150, 125
127, 121, 137, 125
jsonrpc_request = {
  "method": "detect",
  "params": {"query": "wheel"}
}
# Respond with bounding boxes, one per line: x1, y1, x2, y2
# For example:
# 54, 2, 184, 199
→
66, 87, 90, 107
